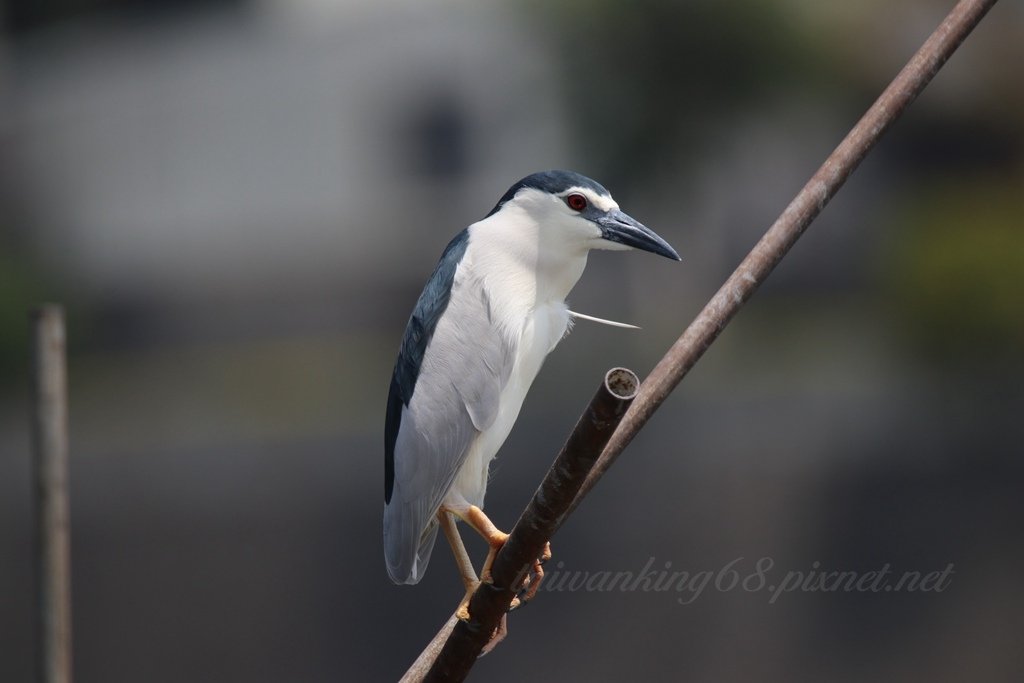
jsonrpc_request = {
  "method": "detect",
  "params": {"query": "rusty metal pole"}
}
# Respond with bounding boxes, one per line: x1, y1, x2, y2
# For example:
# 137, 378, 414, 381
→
419, 368, 639, 683
30, 306, 72, 683
572, 0, 1000, 512
401, 0, 998, 678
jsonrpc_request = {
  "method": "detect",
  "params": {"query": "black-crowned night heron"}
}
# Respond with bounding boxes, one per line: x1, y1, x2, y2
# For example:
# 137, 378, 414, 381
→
384, 170, 679, 620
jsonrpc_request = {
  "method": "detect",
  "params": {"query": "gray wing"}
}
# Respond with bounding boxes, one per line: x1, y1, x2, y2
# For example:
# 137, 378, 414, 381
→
383, 261, 514, 584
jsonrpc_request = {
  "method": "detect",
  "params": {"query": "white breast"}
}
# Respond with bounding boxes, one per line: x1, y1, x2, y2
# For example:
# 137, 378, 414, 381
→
445, 214, 586, 509
450, 301, 569, 506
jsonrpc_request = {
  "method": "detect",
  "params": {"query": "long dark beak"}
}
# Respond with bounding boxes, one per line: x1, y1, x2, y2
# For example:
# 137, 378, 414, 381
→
597, 210, 680, 261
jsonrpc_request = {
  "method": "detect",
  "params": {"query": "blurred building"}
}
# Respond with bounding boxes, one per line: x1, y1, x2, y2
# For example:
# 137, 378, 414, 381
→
4, 0, 566, 322
1, 1, 1022, 682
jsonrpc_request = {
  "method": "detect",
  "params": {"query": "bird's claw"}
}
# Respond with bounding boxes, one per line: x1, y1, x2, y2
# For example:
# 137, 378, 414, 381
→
458, 542, 554, 659
455, 591, 474, 622
480, 614, 508, 656
510, 542, 552, 609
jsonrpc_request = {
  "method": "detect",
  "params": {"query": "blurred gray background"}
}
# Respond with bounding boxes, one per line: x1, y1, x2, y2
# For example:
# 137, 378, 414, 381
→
2, 0, 1022, 681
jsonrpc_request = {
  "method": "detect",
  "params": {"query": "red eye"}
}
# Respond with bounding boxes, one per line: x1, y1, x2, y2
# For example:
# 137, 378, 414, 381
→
565, 193, 588, 211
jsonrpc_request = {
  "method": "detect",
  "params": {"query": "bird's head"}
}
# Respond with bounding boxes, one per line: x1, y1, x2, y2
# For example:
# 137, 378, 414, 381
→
485, 170, 680, 261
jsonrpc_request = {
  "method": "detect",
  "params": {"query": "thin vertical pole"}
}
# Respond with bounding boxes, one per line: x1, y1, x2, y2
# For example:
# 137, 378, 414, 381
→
30, 305, 72, 683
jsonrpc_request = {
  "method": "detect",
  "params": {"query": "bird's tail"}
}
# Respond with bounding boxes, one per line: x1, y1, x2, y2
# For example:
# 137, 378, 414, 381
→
384, 506, 440, 585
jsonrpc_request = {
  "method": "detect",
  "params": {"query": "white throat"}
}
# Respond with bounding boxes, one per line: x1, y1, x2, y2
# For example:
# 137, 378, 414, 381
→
466, 204, 590, 320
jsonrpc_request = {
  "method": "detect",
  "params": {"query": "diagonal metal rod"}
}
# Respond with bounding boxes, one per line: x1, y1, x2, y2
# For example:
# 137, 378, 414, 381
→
405, 368, 638, 683
402, 0, 998, 678
568, 0, 999, 516
30, 306, 73, 683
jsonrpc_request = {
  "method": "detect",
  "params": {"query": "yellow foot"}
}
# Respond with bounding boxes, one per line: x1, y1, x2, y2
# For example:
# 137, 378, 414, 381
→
480, 613, 509, 656
512, 542, 553, 608
540, 541, 553, 563
455, 539, 552, 656
455, 584, 476, 622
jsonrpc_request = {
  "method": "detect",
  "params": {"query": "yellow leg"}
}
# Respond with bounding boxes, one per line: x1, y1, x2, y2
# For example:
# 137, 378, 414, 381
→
438, 510, 478, 591
437, 509, 479, 621
462, 505, 509, 584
